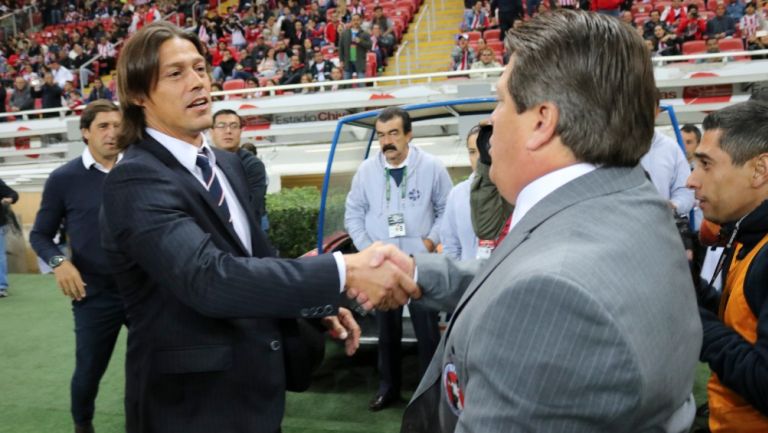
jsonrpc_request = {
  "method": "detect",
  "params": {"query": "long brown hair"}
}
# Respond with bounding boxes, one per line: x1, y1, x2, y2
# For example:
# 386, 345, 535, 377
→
116, 21, 206, 149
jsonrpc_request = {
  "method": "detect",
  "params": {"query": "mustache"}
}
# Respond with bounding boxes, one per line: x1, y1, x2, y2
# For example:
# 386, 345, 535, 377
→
382, 144, 397, 152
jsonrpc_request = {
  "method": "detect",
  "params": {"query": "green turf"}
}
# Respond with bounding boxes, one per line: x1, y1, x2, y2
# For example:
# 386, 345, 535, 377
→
0, 274, 713, 432
0, 275, 410, 433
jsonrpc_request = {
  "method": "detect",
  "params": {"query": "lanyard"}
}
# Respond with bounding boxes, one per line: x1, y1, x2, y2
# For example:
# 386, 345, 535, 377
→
708, 217, 742, 289
385, 165, 408, 205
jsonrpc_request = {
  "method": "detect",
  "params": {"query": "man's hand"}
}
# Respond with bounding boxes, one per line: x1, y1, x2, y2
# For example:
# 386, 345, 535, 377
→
422, 238, 435, 252
348, 243, 420, 309
321, 307, 361, 356
53, 260, 86, 301
1, 198, 12, 205
344, 242, 419, 311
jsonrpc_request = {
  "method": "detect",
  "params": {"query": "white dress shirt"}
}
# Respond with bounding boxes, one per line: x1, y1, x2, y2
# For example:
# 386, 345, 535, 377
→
81, 146, 122, 174
146, 128, 348, 291
510, 163, 598, 231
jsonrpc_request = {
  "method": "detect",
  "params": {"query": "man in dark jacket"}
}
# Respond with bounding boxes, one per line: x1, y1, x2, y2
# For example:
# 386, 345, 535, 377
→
32, 70, 63, 118
0, 178, 19, 297
211, 109, 268, 226
687, 100, 768, 432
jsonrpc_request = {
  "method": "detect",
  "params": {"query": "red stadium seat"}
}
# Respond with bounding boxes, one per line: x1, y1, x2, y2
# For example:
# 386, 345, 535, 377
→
466, 31, 482, 42
719, 38, 749, 61
682, 40, 706, 55
223, 79, 246, 99
631, 3, 653, 14
487, 39, 504, 55
483, 28, 500, 40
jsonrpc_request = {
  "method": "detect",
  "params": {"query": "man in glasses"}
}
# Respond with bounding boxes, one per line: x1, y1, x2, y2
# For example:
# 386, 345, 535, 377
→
211, 109, 268, 228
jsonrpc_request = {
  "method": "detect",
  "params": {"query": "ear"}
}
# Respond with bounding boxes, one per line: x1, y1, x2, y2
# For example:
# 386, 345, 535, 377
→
751, 153, 768, 188
525, 101, 558, 151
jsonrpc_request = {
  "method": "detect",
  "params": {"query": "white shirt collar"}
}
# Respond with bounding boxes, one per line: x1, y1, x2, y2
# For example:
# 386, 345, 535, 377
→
81, 146, 122, 173
146, 128, 214, 171
510, 162, 598, 230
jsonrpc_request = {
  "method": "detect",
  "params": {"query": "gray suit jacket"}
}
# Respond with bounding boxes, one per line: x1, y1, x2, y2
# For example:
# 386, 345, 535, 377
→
402, 166, 703, 433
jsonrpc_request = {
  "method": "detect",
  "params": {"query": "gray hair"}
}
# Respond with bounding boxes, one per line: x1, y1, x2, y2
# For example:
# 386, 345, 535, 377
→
504, 10, 656, 166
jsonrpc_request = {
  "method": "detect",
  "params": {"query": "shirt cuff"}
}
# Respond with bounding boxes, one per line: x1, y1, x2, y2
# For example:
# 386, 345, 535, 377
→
333, 251, 346, 293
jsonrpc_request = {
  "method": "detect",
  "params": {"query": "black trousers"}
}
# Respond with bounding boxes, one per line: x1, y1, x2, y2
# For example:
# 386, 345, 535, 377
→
377, 303, 440, 395
71, 287, 128, 425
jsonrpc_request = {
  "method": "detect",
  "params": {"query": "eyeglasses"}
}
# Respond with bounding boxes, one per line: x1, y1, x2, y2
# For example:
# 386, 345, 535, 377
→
213, 122, 242, 130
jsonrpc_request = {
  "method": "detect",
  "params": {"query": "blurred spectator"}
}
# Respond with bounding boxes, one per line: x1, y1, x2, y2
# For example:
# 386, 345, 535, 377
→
707, 3, 737, 39
275, 41, 293, 71
451, 33, 476, 71
748, 29, 768, 57
211, 82, 224, 101
86, 77, 113, 103
309, 49, 333, 81
644, 10, 669, 39
651, 25, 681, 55
224, 14, 247, 49
741, 2, 768, 41
306, 19, 325, 47
258, 48, 279, 78
64, 89, 83, 114
491, 0, 523, 37
677, 5, 707, 41
339, 14, 372, 80
70, 44, 94, 88
469, 48, 502, 78
349, 0, 367, 17
244, 76, 262, 98
370, 24, 389, 71
32, 70, 63, 118
49, 59, 74, 89
325, 14, 341, 46
0, 83, 5, 122
237, 48, 256, 73
280, 55, 306, 85
620, 11, 635, 26
213, 50, 237, 81
299, 73, 316, 93
661, 0, 687, 27
289, 20, 307, 47
9, 76, 34, 112
727, 0, 745, 21
697, 37, 731, 62
251, 35, 270, 62
325, 66, 348, 91
463, 1, 491, 31
371, 7, 396, 51
301, 40, 315, 65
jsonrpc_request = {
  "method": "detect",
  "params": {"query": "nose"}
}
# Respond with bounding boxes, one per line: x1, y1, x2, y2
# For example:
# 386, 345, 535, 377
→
685, 171, 698, 190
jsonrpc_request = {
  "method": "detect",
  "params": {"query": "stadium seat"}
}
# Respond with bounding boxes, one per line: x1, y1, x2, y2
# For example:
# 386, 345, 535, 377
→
682, 40, 706, 55
655, 1, 672, 12
483, 28, 500, 40
719, 38, 750, 61
487, 39, 504, 55
466, 31, 482, 42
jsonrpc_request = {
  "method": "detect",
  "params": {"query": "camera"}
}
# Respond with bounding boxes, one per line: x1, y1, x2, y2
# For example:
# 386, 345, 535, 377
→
476, 124, 493, 165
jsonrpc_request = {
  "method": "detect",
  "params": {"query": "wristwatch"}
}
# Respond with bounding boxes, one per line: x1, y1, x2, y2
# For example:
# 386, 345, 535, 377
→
48, 255, 67, 269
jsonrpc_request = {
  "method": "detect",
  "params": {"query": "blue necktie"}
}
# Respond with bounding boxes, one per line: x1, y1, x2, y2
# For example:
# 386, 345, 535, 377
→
195, 149, 232, 224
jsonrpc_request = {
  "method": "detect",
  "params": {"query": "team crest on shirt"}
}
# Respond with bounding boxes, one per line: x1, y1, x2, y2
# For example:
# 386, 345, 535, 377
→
443, 362, 464, 416
408, 188, 421, 201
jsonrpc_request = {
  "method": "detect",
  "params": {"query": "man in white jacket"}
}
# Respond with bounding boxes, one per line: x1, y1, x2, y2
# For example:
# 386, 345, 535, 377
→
345, 106, 453, 411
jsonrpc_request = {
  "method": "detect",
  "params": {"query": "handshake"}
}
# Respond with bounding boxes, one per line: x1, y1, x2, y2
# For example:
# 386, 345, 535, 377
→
343, 242, 422, 311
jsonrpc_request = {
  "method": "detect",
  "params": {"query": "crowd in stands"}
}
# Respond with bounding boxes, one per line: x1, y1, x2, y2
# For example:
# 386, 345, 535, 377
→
0, 0, 416, 120
451, 0, 768, 71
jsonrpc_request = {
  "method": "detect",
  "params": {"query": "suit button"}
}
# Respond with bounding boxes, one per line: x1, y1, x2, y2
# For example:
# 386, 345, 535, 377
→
270, 340, 281, 351
300, 308, 309, 317
324, 305, 333, 315
311, 307, 319, 316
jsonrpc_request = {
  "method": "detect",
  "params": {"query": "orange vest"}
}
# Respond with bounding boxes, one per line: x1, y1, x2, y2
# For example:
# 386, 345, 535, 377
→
707, 234, 768, 433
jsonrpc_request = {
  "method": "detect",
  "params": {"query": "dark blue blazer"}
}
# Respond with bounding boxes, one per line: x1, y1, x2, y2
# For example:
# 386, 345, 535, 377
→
101, 134, 340, 433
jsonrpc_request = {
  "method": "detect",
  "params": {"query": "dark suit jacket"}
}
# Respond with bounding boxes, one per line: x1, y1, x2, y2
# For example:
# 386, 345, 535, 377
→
237, 148, 267, 224
101, 134, 341, 433
339, 28, 372, 74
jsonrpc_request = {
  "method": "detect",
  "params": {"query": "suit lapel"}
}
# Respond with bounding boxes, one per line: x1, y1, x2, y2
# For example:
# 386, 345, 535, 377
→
135, 136, 251, 256
443, 165, 648, 340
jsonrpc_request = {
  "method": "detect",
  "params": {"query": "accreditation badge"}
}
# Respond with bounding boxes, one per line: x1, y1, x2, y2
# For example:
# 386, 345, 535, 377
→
388, 213, 406, 238
476, 239, 496, 259
443, 362, 464, 416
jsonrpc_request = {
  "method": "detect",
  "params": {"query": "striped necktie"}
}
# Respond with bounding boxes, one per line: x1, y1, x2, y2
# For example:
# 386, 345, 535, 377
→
195, 149, 232, 225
